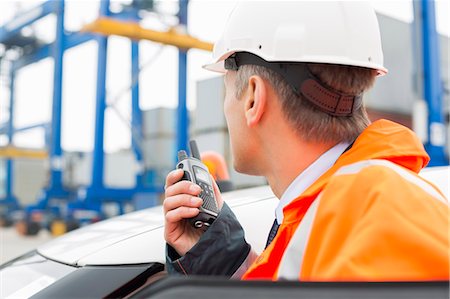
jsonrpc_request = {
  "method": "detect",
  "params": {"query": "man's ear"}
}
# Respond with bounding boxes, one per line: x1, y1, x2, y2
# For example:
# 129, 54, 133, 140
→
245, 75, 267, 127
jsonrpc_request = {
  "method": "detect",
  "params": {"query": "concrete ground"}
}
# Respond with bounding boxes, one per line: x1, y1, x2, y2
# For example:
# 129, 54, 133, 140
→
0, 227, 54, 264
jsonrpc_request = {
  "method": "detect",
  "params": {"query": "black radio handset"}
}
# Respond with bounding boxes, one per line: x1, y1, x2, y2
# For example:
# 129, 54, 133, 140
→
176, 140, 219, 230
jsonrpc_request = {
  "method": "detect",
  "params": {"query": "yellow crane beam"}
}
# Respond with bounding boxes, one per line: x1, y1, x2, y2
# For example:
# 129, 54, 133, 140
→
0, 146, 48, 159
82, 17, 214, 52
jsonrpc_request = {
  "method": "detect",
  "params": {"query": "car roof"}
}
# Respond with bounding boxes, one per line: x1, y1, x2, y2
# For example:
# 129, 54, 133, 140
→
37, 186, 277, 266
419, 166, 449, 198
37, 166, 448, 267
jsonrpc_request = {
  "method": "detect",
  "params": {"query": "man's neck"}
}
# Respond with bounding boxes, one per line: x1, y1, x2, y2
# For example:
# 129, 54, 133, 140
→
263, 136, 336, 199
251, 87, 336, 199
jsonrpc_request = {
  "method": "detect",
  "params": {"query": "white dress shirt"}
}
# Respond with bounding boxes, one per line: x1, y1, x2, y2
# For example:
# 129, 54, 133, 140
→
275, 142, 351, 224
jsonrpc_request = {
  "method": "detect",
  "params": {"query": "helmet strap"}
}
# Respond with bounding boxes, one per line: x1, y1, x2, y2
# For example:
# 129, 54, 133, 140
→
224, 52, 363, 117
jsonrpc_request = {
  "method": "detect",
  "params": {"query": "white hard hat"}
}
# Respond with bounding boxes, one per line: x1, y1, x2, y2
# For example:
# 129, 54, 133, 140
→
204, 1, 387, 75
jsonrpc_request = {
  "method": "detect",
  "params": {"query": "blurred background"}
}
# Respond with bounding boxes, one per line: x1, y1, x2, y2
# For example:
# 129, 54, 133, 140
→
0, 0, 449, 262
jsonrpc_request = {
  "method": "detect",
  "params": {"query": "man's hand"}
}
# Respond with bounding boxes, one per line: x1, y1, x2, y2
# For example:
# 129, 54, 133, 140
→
163, 169, 223, 256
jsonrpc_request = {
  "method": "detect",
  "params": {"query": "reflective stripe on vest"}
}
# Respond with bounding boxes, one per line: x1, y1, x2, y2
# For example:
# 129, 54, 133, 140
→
276, 196, 321, 280
336, 159, 447, 205
276, 159, 447, 280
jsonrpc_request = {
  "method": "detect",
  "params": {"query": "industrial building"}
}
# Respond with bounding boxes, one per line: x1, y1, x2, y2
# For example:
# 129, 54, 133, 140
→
0, 0, 448, 266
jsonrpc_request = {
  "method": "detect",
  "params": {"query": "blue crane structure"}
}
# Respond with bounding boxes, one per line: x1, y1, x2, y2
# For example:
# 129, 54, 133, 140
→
413, 0, 449, 166
0, 0, 199, 232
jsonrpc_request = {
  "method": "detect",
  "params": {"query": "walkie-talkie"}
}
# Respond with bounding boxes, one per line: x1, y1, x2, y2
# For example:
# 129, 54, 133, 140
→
177, 140, 219, 230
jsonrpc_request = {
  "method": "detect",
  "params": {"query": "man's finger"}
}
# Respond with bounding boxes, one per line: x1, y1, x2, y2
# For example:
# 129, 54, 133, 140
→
165, 180, 202, 198
165, 207, 200, 223
163, 194, 203, 213
165, 169, 184, 190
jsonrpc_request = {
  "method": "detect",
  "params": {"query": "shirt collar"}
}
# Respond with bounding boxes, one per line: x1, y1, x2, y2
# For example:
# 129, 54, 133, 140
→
275, 142, 351, 224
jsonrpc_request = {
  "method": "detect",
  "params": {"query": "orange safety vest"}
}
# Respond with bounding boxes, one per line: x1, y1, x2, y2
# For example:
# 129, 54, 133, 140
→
243, 119, 449, 281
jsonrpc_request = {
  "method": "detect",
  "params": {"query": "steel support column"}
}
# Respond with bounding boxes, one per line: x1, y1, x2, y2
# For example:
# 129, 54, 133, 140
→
91, 0, 110, 192
4, 69, 17, 207
416, 0, 448, 166
48, 0, 65, 191
176, 0, 189, 155
131, 40, 143, 185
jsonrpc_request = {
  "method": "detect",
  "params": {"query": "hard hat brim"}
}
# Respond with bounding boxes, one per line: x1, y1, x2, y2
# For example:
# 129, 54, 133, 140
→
203, 55, 388, 76
202, 60, 226, 73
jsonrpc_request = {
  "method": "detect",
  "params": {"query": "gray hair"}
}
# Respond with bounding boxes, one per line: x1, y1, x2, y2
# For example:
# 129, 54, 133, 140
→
235, 63, 377, 143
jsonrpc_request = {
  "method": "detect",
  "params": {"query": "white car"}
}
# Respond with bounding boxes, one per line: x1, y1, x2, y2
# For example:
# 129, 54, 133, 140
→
0, 167, 448, 298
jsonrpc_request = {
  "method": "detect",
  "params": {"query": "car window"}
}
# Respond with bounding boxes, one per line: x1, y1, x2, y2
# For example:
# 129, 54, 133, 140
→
0, 251, 77, 299
30, 263, 164, 298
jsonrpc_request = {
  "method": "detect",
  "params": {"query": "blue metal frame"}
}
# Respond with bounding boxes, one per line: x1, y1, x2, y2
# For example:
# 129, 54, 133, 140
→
1, 0, 186, 222
74, 0, 169, 216
177, 0, 189, 155
0, 2, 58, 215
2, 122, 49, 134
12, 32, 96, 71
6, 70, 15, 147
72, 0, 111, 216
90, 0, 110, 196
1, 68, 20, 212
414, 0, 448, 166
23, 0, 71, 219
0, 1, 55, 44
48, 0, 65, 192
0, 123, 51, 147
78, 0, 164, 216
8, 9, 137, 71
131, 40, 144, 184
0, 0, 73, 219
1, 77, 51, 214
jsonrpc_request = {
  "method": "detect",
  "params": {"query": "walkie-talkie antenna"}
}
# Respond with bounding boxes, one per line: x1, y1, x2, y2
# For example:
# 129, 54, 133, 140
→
177, 150, 188, 162
189, 140, 201, 160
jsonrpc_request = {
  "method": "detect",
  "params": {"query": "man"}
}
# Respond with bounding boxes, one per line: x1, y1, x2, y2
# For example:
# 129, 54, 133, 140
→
163, 1, 449, 280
